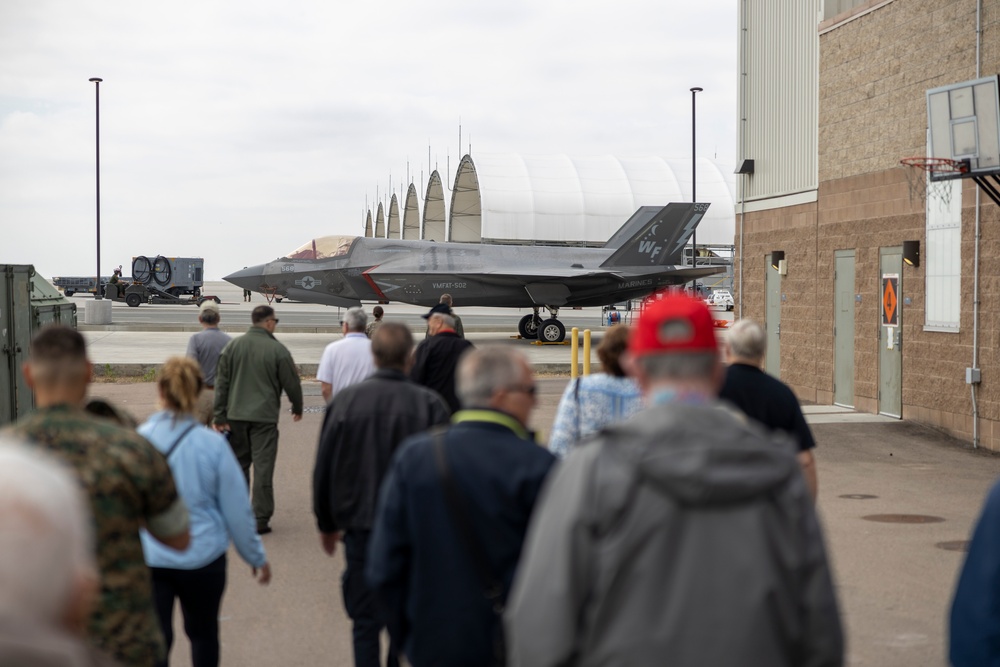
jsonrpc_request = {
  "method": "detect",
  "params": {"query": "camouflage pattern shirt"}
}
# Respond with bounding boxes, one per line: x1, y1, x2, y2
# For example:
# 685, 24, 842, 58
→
4, 404, 182, 667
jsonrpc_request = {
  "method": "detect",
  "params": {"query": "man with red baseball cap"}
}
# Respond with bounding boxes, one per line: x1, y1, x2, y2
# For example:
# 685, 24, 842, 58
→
507, 292, 844, 667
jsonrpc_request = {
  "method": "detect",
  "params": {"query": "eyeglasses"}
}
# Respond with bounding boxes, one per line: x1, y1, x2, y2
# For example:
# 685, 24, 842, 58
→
269, 318, 279, 324
508, 384, 537, 397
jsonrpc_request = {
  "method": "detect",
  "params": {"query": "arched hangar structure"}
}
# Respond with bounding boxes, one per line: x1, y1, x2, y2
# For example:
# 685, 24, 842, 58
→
386, 195, 401, 239
422, 171, 448, 242
374, 203, 385, 238
448, 153, 735, 246
403, 184, 421, 240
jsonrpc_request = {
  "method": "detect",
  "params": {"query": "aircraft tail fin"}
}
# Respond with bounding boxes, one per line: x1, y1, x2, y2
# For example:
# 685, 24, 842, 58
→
599, 203, 710, 268
603, 206, 663, 249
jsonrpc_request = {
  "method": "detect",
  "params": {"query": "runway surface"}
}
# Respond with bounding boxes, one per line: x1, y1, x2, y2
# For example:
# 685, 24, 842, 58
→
75, 281, 735, 375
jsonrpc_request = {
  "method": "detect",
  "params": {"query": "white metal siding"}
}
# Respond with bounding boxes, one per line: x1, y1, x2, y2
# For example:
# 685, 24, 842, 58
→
738, 0, 820, 204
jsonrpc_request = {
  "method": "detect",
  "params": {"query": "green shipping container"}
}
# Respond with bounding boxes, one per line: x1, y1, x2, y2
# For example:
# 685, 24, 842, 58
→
0, 265, 77, 426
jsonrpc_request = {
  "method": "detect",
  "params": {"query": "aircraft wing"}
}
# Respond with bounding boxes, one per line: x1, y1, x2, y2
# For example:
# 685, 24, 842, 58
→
472, 267, 603, 278
363, 264, 602, 279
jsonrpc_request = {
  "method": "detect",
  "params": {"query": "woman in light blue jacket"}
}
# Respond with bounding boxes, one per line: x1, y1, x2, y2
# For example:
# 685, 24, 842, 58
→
548, 324, 643, 458
140, 357, 271, 667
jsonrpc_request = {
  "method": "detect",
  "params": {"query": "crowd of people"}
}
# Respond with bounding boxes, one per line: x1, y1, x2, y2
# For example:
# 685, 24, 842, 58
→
2, 290, 999, 666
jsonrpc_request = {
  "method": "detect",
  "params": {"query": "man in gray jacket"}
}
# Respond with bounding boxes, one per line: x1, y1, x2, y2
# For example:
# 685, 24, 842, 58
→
506, 293, 843, 667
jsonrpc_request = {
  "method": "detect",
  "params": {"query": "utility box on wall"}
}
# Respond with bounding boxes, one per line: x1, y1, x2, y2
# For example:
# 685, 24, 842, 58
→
0, 265, 77, 426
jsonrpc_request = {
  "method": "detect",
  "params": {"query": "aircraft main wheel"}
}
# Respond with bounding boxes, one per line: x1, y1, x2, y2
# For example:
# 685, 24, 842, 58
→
518, 314, 541, 339
538, 318, 566, 343
125, 293, 142, 308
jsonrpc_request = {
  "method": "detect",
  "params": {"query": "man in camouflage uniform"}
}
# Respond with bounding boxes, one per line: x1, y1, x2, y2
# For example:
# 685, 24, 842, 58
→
3, 326, 191, 667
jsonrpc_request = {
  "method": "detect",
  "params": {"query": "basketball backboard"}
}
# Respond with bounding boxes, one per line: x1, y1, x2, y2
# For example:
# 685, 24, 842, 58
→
926, 75, 1000, 181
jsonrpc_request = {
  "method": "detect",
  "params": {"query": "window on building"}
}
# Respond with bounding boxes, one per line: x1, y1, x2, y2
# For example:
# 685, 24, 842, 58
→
924, 178, 961, 332
823, 0, 880, 21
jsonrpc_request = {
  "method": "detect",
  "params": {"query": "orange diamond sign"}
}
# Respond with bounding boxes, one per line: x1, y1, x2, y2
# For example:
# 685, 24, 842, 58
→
882, 274, 899, 326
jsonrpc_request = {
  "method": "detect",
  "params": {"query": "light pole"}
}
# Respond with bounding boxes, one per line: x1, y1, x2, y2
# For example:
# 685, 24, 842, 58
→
89, 77, 103, 300
690, 86, 702, 282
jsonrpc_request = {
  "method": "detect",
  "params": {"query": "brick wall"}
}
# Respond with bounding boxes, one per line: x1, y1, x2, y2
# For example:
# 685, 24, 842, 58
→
740, 0, 1000, 447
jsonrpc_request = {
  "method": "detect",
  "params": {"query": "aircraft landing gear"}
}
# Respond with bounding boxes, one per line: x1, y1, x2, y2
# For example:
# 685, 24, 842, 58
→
518, 306, 566, 343
538, 318, 566, 343
518, 312, 542, 339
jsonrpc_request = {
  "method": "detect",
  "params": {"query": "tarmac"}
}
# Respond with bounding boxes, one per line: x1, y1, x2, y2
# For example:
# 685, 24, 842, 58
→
70, 286, 1000, 666
81, 329, 589, 378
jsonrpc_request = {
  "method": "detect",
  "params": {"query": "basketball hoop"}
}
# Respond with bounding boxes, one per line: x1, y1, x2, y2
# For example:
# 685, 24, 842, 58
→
900, 157, 967, 209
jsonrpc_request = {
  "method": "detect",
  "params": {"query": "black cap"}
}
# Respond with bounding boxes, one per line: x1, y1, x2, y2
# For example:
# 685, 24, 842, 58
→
422, 303, 451, 319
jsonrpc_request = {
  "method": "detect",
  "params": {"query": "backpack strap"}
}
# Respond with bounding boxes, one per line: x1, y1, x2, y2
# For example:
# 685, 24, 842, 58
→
431, 429, 503, 608
432, 429, 506, 666
163, 423, 198, 459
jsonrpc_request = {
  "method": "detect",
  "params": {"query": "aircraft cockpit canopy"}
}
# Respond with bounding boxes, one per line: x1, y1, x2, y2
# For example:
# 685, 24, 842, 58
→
283, 236, 357, 260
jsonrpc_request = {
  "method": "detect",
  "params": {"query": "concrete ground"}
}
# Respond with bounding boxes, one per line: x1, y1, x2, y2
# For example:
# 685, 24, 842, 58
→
84, 377, 1000, 667
67, 284, 994, 665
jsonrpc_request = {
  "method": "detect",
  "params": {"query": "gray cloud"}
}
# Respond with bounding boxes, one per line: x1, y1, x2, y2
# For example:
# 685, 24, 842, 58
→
1, 0, 738, 280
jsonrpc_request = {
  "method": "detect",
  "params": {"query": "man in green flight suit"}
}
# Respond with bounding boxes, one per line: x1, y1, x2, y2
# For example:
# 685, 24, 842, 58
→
214, 305, 303, 535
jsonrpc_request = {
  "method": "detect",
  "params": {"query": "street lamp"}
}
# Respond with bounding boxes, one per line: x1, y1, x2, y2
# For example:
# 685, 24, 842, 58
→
690, 86, 702, 276
89, 77, 102, 300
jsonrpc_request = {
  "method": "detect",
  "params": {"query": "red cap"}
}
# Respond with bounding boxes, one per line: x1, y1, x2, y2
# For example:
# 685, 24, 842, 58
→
630, 293, 718, 356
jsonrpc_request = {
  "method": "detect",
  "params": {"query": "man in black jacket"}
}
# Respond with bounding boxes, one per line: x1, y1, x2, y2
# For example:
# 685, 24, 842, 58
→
313, 322, 450, 667
411, 304, 474, 414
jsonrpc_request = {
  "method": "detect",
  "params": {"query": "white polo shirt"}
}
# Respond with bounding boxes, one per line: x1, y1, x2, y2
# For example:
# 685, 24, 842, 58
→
316, 333, 375, 399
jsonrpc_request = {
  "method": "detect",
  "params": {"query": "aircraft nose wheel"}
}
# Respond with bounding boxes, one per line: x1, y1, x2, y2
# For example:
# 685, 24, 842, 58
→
538, 318, 566, 343
518, 314, 541, 339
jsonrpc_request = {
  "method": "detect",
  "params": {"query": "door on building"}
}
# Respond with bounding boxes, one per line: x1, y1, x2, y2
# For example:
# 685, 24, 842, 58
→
765, 253, 782, 377
879, 247, 903, 418
834, 251, 855, 407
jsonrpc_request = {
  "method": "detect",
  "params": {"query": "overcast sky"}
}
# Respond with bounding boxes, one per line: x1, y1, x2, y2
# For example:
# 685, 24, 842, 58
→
0, 0, 737, 281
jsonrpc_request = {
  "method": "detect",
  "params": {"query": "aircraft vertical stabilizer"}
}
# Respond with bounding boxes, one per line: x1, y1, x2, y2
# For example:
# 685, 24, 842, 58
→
599, 203, 710, 268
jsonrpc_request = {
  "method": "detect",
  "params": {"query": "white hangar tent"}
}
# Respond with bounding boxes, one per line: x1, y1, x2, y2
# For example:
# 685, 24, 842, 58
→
365, 153, 736, 248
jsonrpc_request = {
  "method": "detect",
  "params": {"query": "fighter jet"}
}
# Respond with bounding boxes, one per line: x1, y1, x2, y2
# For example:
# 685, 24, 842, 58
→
224, 202, 723, 343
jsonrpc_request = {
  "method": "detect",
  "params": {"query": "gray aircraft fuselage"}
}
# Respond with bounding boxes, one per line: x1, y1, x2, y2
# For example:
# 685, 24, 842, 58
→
224, 202, 723, 318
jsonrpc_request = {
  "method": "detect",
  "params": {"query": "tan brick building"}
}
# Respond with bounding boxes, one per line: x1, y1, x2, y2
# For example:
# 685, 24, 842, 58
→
737, 0, 1000, 448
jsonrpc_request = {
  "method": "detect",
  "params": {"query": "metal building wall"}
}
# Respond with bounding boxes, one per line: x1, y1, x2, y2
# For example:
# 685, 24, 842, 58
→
738, 0, 820, 204
462, 153, 736, 246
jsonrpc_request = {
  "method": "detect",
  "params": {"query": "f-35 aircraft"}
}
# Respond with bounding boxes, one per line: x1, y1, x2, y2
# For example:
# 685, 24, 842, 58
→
224, 202, 723, 343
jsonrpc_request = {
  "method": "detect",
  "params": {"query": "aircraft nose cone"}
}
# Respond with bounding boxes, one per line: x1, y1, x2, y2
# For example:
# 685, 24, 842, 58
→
223, 265, 265, 291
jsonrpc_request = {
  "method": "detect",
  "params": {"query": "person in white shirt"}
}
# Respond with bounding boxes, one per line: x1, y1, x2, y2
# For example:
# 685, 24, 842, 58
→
317, 307, 376, 403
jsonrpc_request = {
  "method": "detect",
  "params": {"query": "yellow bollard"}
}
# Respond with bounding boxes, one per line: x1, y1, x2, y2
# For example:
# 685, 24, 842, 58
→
583, 329, 592, 376
570, 327, 579, 378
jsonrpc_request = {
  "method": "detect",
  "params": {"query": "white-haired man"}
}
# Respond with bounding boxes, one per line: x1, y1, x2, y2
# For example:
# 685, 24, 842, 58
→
0, 440, 120, 666
720, 318, 818, 499
507, 294, 843, 667
314, 322, 450, 667
317, 306, 376, 403
367, 347, 555, 667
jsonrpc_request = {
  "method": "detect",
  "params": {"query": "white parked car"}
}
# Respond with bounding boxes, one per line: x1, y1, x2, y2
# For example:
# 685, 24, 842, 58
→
708, 290, 735, 311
